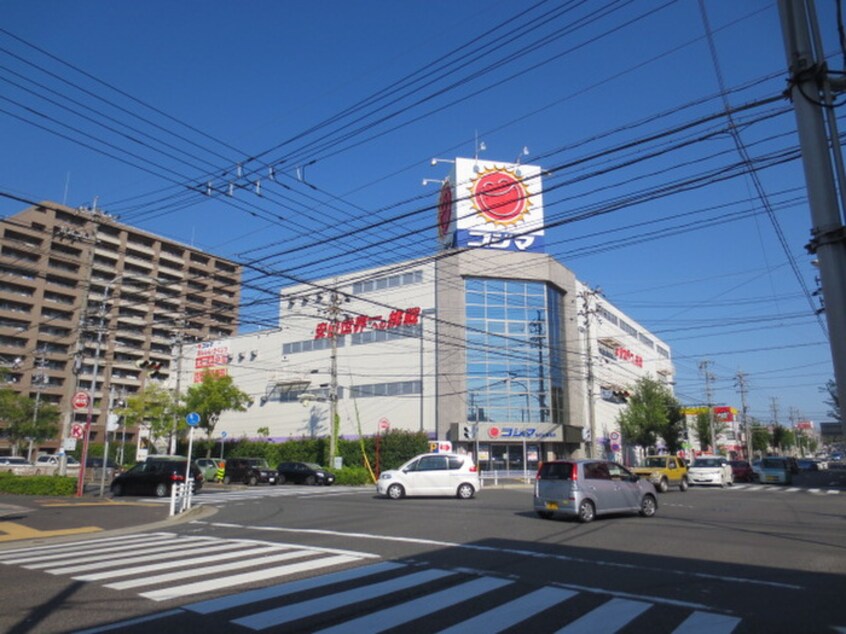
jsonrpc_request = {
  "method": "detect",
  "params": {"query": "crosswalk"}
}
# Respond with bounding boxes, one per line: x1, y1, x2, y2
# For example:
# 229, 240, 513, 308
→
698, 483, 843, 495
0, 532, 744, 633
0, 531, 377, 602
143, 484, 374, 506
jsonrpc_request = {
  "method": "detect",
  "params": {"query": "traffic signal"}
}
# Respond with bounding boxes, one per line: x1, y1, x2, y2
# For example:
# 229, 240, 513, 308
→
463, 426, 475, 439
137, 359, 165, 379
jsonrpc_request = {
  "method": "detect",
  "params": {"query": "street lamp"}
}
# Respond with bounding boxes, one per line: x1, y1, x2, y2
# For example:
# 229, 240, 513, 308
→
507, 372, 531, 482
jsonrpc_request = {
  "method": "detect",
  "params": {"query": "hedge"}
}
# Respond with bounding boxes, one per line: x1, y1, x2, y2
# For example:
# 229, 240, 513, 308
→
0, 471, 76, 496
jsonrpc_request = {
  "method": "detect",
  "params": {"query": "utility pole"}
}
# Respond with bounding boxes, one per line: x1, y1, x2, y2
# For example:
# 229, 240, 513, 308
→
770, 397, 781, 454
326, 290, 341, 469
99, 385, 115, 497
700, 360, 716, 453
28, 348, 48, 462
169, 319, 186, 455
779, 0, 846, 440
578, 287, 601, 459
735, 371, 753, 460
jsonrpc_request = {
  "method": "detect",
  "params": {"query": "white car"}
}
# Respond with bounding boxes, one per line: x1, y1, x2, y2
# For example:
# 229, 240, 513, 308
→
36, 454, 80, 467
377, 453, 480, 500
688, 455, 733, 487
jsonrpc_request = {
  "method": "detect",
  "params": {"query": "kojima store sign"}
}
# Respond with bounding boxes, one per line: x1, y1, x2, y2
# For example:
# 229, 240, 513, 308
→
485, 423, 560, 441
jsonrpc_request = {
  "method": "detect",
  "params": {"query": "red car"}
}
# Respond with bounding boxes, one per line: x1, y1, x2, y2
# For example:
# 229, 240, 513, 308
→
729, 460, 754, 482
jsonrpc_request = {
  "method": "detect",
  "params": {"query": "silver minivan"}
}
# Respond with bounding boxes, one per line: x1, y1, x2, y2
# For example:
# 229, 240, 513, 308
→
533, 459, 658, 523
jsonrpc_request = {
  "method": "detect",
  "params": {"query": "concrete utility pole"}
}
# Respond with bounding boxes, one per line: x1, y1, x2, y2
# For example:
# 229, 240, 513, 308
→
28, 348, 48, 462
700, 360, 716, 453
327, 290, 341, 469
578, 287, 601, 459
169, 319, 186, 455
779, 0, 846, 439
735, 371, 753, 460
770, 397, 781, 453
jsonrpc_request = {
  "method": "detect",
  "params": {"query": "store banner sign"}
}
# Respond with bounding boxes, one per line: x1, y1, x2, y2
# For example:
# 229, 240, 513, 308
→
446, 157, 545, 253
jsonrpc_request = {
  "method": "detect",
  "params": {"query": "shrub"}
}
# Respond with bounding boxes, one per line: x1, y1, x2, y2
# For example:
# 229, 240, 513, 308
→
0, 471, 76, 495
333, 466, 374, 486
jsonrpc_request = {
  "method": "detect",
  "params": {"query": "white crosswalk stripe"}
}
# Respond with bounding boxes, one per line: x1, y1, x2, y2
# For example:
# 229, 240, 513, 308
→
0, 531, 376, 603
714, 484, 841, 495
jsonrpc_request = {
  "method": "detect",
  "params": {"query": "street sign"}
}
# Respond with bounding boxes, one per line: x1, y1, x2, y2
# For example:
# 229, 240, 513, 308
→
70, 423, 84, 439
379, 417, 390, 431
220, 431, 227, 439
186, 412, 200, 427
72, 392, 90, 410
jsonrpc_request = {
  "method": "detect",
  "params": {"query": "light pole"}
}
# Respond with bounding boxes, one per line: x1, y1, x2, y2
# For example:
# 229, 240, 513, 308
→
506, 373, 531, 481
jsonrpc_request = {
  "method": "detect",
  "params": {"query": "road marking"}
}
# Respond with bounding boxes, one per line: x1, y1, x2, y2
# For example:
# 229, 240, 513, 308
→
232, 568, 457, 630
438, 586, 577, 633
555, 598, 651, 633
0, 521, 101, 542
313, 575, 513, 634
197, 521, 803, 591
673, 610, 741, 633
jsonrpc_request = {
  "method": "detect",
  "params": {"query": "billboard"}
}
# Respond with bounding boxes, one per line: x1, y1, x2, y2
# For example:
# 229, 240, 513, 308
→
435, 157, 545, 252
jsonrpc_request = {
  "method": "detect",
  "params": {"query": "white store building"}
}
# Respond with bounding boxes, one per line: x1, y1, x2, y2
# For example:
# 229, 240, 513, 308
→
176, 158, 674, 470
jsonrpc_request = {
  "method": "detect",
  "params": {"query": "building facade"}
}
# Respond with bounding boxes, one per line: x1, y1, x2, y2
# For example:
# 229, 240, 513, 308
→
188, 249, 674, 471
0, 201, 241, 455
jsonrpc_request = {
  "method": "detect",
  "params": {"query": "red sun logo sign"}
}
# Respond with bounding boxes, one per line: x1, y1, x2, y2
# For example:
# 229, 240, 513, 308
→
487, 426, 501, 439
469, 167, 531, 227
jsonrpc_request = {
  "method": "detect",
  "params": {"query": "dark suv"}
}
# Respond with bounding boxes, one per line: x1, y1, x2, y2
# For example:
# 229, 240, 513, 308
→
277, 461, 335, 485
223, 457, 277, 485
110, 456, 203, 497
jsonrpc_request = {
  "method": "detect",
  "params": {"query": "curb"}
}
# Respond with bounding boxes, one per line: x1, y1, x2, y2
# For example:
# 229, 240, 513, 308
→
0, 502, 219, 552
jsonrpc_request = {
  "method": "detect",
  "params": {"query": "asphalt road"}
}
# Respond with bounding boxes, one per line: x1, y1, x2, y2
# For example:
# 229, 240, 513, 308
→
0, 473, 845, 633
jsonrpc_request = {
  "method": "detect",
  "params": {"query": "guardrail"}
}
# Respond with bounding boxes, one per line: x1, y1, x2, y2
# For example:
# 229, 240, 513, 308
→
479, 469, 534, 486
169, 478, 197, 516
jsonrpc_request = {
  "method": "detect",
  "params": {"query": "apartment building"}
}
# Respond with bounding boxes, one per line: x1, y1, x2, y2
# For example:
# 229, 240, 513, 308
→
0, 201, 241, 454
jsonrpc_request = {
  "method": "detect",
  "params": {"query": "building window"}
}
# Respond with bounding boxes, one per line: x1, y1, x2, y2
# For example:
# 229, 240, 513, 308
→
350, 381, 421, 399
464, 278, 564, 425
352, 269, 423, 295
619, 319, 637, 338
282, 337, 345, 356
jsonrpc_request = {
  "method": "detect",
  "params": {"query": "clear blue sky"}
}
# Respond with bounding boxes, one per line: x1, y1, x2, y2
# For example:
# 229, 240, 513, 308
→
1, 1, 838, 427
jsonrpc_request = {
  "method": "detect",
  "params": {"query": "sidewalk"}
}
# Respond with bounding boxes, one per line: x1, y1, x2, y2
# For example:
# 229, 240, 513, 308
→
0, 486, 214, 548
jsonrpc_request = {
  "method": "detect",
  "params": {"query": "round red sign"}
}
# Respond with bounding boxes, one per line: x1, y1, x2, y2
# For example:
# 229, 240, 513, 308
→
470, 167, 531, 226
437, 180, 452, 240
72, 391, 90, 410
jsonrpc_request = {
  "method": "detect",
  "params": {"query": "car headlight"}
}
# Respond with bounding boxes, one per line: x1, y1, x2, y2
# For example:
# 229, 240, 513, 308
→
380, 473, 392, 480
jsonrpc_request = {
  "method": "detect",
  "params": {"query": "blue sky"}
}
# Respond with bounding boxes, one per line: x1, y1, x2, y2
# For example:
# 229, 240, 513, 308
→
1, 1, 838, 427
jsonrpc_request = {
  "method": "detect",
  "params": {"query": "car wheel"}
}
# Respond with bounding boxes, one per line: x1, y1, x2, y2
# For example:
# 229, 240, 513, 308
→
456, 483, 475, 499
155, 483, 168, 498
577, 499, 595, 523
658, 478, 669, 493
111, 483, 123, 497
248, 475, 258, 486
679, 477, 689, 492
223, 475, 231, 485
536, 510, 553, 520
305, 475, 316, 486
277, 474, 285, 485
387, 483, 404, 500
640, 494, 657, 517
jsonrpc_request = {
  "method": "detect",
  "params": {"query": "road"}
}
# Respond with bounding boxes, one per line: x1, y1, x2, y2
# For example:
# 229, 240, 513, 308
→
0, 476, 845, 633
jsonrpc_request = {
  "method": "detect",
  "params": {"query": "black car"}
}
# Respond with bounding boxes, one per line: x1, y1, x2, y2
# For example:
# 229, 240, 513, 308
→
277, 461, 335, 485
110, 456, 203, 497
223, 457, 277, 485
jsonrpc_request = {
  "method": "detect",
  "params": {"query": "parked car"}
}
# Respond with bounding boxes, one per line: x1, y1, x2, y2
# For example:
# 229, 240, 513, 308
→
688, 455, 733, 487
277, 461, 335, 485
754, 457, 793, 485
534, 459, 657, 523
729, 460, 754, 482
631, 455, 688, 492
35, 454, 80, 467
0, 456, 31, 466
377, 453, 479, 500
85, 457, 120, 469
196, 458, 224, 482
796, 458, 819, 472
110, 456, 203, 497
223, 457, 277, 485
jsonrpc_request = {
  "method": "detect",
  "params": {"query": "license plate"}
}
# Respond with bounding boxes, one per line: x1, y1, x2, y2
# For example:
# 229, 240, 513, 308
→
545, 502, 558, 510
269, 477, 276, 483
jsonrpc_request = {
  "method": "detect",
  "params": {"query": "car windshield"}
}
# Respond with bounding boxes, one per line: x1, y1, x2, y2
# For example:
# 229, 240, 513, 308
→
248, 459, 269, 468
305, 463, 322, 470
692, 458, 721, 468
762, 459, 787, 469
643, 457, 667, 468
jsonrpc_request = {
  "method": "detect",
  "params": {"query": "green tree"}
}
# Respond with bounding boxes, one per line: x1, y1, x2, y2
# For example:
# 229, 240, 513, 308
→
183, 372, 251, 456
692, 409, 728, 453
617, 377, 683, 453
118, 383, 178, 451
0, 388, 60, 456
771, 423, 790, 453
751, 425, 770, 454
821, 379, 840, 422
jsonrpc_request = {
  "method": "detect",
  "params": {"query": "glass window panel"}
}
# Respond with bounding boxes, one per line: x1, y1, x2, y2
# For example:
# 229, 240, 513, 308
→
486, 293, 505, 307
466, 319, 485, 332
466, 305, 485, 319
487, 362, 509, 375
468, 363, 488, 376
526, 294, 546, 308
466, 292, 485, 305
486, 318, 506, 332
507, 308, 527, 321
486, 280, 505, 293
465, 278, 484, 292
526, 282, 545, 295
467, 378, 489, 392
505, 280, 526, 295
507, 321, 527, 334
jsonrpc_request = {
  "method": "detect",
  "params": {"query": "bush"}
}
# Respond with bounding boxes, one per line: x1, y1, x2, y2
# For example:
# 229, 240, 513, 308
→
333, 466, 374, 486
0, 471, 76, 495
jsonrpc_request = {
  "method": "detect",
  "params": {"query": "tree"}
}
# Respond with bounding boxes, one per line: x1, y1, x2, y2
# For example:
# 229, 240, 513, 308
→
821, 379, 840, 422
751, 425, 770, 454
183, 372, 251, 456
617, 377, 683, 454
0, 387, 59, 456
118, 383, 177, 451
771, 423, 790, 453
